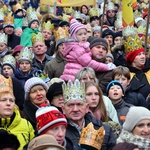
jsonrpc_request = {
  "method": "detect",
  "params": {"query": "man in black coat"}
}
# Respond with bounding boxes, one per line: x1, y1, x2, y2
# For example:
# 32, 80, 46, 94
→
62, 80, 116, 150
3, 15, 20, 49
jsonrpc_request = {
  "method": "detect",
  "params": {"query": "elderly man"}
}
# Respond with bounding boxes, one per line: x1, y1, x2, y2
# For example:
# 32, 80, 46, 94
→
62, 79, 116, 150
32, 32, 52, 71
90, 37, 114, 94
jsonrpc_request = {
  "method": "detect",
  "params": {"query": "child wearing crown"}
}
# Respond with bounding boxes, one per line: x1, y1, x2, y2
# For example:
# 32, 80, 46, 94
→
20, 7, 39, 47
60, 19, 116, 82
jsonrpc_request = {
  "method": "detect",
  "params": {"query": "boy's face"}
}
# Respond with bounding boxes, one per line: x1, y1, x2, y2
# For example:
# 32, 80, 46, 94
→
105, 56, 113, 64
0, 42, 7, 53
114, 74, 130, 90
108, 85, 124, 104
30, 21, 39, 29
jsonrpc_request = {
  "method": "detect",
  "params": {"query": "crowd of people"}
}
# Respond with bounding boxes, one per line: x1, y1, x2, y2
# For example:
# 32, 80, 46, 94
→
0, 0, 150, 149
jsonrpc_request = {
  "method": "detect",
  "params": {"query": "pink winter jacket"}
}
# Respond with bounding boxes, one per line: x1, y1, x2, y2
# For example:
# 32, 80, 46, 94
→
60, 41, 108, 81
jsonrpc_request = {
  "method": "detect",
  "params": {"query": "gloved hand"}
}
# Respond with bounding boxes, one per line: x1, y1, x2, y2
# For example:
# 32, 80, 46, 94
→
107, 63, 116, 70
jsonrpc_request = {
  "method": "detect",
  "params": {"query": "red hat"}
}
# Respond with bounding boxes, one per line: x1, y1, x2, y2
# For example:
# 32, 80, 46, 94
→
36, 106, 67, 135
12, 45, 24, 57
143, 12, 148, 19
126, 48, 145, 64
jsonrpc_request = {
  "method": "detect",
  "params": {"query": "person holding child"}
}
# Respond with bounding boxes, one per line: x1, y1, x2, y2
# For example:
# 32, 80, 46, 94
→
60, 19, 115, 82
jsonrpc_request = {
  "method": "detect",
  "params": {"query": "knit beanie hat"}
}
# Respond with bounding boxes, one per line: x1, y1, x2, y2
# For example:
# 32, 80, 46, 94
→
12, 45, 24, 57
46, 82, 63, 103
24, 77, 49, 100
123, 106, 150, 132
126, 48, 145, 64
36, 106, 67, 135
69, 19, 87, 40
102, 29, 114, 38
113, 31, 122, 42
106, 80, 124, 96
106, 53, 114, 62
27, 134, 65, 150
89, 38, 108, 51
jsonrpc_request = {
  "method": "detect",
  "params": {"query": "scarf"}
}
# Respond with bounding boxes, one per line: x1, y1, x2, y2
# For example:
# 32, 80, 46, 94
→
117, 129, 150, 150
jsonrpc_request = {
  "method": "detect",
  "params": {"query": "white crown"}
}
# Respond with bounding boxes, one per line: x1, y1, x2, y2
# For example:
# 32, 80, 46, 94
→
0, 33, 7, 44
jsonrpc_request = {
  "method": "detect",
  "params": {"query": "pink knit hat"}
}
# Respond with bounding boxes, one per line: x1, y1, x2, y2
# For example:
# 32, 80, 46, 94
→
69, 19, 87, 40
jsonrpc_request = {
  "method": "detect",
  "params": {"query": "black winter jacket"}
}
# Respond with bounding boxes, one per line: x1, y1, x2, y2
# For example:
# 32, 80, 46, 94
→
66, 113, 116, 150
124, 85, 147, 107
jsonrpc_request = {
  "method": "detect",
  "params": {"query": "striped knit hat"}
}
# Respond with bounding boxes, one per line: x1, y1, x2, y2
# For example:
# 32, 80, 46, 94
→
36, 106, 67, 135
69, 19, 87, 40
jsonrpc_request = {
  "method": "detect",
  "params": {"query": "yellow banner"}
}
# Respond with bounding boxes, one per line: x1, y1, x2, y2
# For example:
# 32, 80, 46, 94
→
122, 0, 134, 27
40, 0, 95, 6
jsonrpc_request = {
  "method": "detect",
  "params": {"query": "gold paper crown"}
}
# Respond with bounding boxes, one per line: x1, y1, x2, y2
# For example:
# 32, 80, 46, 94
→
107, 2, 115, 11
18, 47, 33, 63
2, 55, 16, 69
0, 74, 13, 94
42, 21, 54, 31
141, 2, 149, 12
134, 10, 142, 18
32, 32, 44, 44
88, 8, 98, 17
2, 5, 9, 15
22, 16, 28, 27
115, 19, 122, 29
12, 3, 22, 13
0, 33, 7, 44
4, 12, 14, 25
73, 11, 81, 20
27, 7, 39, 24
122, 26, 137, 38
61, 14, 70, 22
62, 79, 86, 103
64, 7, 74, 15
79, 123, 105, 150
40, 5, 49, 13
137, 25, 146, 35
123, 34, 143, 53
0, 9, 4, 20
53, 27, 69, 42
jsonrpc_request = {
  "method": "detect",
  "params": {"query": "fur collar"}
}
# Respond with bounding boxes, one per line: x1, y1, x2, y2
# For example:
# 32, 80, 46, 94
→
117, 129, 150, 149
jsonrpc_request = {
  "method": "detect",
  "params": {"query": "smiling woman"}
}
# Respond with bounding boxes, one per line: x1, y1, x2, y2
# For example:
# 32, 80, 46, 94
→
117, 106, 150, 149
22, 77, 49, 132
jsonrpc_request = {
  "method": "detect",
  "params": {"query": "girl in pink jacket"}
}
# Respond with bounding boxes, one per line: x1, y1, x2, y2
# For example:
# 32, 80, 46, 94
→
60, 19, 115, 81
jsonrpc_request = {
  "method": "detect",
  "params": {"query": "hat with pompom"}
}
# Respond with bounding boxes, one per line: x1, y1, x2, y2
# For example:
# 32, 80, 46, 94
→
69, 19, 87, 40
36, 105, 67, 135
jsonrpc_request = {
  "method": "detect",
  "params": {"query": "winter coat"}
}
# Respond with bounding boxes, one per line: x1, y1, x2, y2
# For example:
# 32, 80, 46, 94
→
124, 85, 147, 107
44, 52, 66, 79
22, 100, 39, 132
12, 77, 25, 110
111, 44, 127, 67
32, 54, 52, 71
20, 27, 39, 47
7, 33, 20, 49
13, 67, 37, 87
96, 70, 112, 94
66, 112, 116, 150
103, 95, 119, 123
60, 41, 109, 81
0, 107, 35, 150
128, 63, 150, 99
113, 100, 132, 125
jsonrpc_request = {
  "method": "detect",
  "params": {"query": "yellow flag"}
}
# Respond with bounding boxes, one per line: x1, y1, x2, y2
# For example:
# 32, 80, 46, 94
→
122, 0, 134, 27
40, 0, 95, 6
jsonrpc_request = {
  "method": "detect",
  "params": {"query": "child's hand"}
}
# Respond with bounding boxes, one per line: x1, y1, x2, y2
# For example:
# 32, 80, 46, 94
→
107, 63, 116, 70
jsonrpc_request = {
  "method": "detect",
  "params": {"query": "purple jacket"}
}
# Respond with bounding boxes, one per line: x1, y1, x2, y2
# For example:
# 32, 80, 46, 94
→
60, 41, 108, 81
